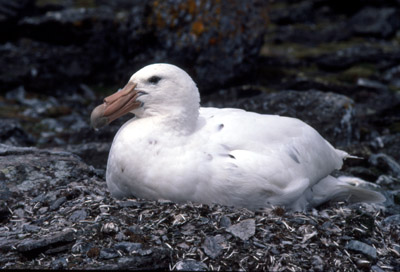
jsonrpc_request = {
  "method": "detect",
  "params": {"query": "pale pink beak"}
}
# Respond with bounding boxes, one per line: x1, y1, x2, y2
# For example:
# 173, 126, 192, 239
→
90, 81, 142, 129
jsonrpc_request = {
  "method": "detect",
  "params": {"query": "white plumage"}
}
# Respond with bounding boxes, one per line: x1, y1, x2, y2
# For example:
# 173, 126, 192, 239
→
91, 63, 384, 211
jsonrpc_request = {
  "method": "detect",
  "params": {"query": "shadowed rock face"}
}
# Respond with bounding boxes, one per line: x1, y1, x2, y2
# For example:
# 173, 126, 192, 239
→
147, 0, 268, 92
0, 0, 268, 93
1, 0, 400, 270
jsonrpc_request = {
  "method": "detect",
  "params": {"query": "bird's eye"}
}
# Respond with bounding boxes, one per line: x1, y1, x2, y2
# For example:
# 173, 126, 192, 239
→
148, 76, 162, 84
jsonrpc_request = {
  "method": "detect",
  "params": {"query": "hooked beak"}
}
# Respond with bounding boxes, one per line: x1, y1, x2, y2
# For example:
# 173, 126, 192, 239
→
90, 81, 143, 129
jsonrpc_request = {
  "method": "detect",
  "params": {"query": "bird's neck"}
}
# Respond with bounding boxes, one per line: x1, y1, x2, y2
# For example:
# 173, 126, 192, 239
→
139, 105, 200, 135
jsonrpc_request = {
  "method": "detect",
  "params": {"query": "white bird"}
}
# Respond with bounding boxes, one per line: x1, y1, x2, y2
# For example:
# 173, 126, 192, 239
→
90, 63, 384, 211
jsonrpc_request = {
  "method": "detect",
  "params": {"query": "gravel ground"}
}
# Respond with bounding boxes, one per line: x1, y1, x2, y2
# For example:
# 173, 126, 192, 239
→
0, 145, 399, 271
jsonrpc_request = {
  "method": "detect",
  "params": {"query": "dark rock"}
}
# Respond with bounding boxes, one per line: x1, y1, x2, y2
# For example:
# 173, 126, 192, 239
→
311, 255, 324, 271
202, 235, 224, 259
69, 209, 87, 222
0, 118, 35, 147
354, 91, 400, 141
1, 0, 268, 94
383, 214, 400, 225
394, 244, 400, 256
5, 86, 60, 112
356, 259, 372, 270
50, 196, 67, 211
356, 78, 387, 91
373, 134, 400, 162
376, 175, 398, 188
378, 190, 400, 215
0, 237, 19, 252
0, 176, 12, 202
17, 229, 76, 256
345, 240, 377, 260
51, 257, 67, 270
116, 248, 170, 270
115, 242, 142, 253
269, 1, 314, 25
226, 219, 255, 241
0, 40, 93, 93
316, 45, 384, 71
0, 0, 36, 42
147, 0, 268, 92
279, 77, 353, 94
114, 232, 126, 242
383, 65, 400, 88
78, 84, 96, 100
270, 22, 353, 45
99, 248, 120, 260
65, 142, 111, 169
13, 208, 24, 219
22, 224, 40, 233
137, 248, 153, 256
127, 225, 143, 235
371, 265, 386, 272
0, 144, 92, 197
31, 193, 46, 203
18, 7, 116, 46
369, 153, 400, 178
350, 7, 400, 38
0, 0, 35, 21
174, 259, 208, 271
219, 216, 231, 228
0, 202, 11, 223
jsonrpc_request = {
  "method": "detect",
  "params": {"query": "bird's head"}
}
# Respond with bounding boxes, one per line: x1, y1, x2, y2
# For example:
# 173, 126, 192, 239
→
90, 63, 200, 129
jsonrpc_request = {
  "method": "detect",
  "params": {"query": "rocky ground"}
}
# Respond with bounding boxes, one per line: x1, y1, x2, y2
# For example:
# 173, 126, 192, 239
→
0, 0, 400, 270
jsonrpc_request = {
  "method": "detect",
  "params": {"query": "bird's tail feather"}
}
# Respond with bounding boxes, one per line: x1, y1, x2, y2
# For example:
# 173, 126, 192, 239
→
309, 175, 385, 208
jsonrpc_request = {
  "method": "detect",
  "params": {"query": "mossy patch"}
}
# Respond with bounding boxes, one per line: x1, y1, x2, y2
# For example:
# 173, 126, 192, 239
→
336, 64, 377, 84
389, 122, 400, 133
36, 0, 96, 8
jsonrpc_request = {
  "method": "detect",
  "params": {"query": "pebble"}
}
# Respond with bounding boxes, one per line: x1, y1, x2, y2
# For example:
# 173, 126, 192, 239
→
17, 230, 76, 254
383, 214, 400, 225
128, 225, 142, 235
345, 240, 377, 260
202, 236, 224, 259
371, 265, 385, 272
369, 153, 400, 178
69, 209, 87, 222
49, 196, 67, 211
114, 242, 142, 254
311, 255, 324, 271
350, 7, 400, 38
22, 224, 40, 233
99, 248, 120, 260
101, 222, 119, 234
219, 216, 231, 228
226, 219, 256, 241
175, 259, 208, 271
114, 232, 127, 242
51, 257, 68, 269
38, 207, 48, 214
